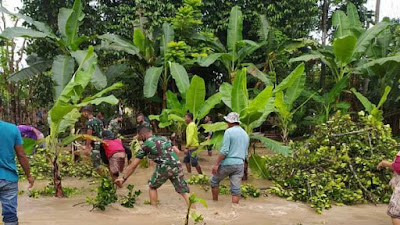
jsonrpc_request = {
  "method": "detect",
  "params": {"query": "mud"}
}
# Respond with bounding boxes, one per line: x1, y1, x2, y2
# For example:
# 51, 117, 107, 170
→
10, 150, 392, 225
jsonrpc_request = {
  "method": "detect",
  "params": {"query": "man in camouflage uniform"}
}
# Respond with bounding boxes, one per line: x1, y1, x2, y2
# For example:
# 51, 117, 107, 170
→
108, 114, 123, 135
115, 124, 190, 206
82, 106, 104, 175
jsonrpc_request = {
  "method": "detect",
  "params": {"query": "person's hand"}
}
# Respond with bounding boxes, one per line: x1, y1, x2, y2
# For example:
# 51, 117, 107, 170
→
377, 161, 385, 170
212, 165, 219, 175
114, 178, 124, 188
27, 175, 34, 189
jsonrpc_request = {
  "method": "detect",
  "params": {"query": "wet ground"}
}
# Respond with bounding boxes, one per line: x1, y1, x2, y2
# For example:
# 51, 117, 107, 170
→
10, 150, 392, 225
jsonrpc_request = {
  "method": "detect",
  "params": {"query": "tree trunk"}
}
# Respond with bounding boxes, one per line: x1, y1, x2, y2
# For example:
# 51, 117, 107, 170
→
320, 0, 329, 89
53, 155, 64, 197
375, 0, 381, 24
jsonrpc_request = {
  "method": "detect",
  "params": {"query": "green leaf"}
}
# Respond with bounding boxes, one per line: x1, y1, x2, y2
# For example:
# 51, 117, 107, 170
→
274, 91, 290, 119
98, 34, 139, 55
7, 61, 51, 82
22, 138, 37, 155
227, 6, 243, 52
258, 14, 270, 42
219, 83, 232, 109
285, 71, 305, 110
61, 134, 103, 146
246, 63, 272, 86
63, 0, 85, 49
201, 122, 228, 133
274, 63, 305, 93
197, 93, 222, 120
0, 27, 50, 39
332, 10, 350, 38
353, 22, 390, 59
168, 114, 185, 123
143, 66, 163, 98
58, 8, 73, 41
71, 49, 107, 90
249, 98, 275, 130
356, 55, 400, 70
251, 134, 290, 156
333, 35, 357, 66
289, 54, 322, 63
186, 75, 206, 119
326, 76, 349, 104
105, 64, 129, 84
377, 86, 391, 109
351, 88, 375, 113
240, 86, 273, 127
53, 55, 75, 99
133, 29, 146, 53
248, 86, 273, 110
231, 68, 248, 113
81, 82, 123, 103
57, 108, 81, 134
161, 22, 174, 57
237, 40, 261, 64
248, 154, 268, 179
166, 90, 182, 110
198, 53, 223, 67
347, 2, 362, 28
169, 62, 190, 95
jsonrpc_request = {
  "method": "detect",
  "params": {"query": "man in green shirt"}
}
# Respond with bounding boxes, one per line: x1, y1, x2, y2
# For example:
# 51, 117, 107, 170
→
183, 113, 203, 174
108, 114, 123, 135
115, 124, 190, 207
82, 106, 104, 175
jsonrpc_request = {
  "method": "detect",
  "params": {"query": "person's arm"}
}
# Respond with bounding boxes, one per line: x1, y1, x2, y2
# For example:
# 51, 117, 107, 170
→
115, 158, 141, 187
212, 131, 230, 175
32, 128, 42, 140
377, 160, 393, 170
85, 129, 93, 149
15, 145, 34, 188
172, 146, 180, 154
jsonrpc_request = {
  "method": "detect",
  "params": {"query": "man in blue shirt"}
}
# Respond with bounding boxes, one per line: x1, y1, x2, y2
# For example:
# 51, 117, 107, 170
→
0, 97, 34, 225
210, 112, 249, 204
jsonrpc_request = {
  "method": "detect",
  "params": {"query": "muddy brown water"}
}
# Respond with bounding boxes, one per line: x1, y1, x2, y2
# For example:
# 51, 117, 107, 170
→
7, 150, 391, 225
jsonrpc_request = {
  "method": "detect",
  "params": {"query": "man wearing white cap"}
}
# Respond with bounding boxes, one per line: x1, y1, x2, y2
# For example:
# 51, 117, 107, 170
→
210, 112, 249, 204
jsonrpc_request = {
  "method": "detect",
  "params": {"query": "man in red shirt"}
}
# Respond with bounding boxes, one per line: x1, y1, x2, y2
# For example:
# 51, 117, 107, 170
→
101, 130, 126, 181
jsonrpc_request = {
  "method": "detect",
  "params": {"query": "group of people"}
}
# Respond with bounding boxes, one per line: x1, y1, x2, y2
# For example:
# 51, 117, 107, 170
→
2, 93, 400, 224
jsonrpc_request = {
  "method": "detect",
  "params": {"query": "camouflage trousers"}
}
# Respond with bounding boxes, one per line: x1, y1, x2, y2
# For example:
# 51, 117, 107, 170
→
91, 143, 102, 170
149, 163, 190, 194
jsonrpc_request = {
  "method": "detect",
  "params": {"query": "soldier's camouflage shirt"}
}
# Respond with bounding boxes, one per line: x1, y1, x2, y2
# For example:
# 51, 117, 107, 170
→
86, 117, 104, 138
108, 118, 121, 135
136, 136, 179, 166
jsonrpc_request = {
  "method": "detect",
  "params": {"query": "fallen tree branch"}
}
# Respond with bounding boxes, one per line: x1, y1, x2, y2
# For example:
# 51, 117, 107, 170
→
348, 164, 377, 205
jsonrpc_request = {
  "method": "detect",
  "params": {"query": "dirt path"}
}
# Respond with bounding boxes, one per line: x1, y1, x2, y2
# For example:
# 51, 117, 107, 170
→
12, 151, 392, 225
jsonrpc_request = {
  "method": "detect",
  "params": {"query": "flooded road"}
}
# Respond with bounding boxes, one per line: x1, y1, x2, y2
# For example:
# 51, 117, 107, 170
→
12, 150, 392, 225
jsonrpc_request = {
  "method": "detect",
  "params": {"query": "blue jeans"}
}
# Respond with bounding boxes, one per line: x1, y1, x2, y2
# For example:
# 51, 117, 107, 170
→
0, 179, 18, 225
210, 164, 244, 196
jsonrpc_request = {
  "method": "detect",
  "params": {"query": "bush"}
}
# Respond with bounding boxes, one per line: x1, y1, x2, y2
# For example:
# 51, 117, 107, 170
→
254, 112, 397, 213
120, 184, 142, 208
18, 148, 97, 180
86, 177, 118, 211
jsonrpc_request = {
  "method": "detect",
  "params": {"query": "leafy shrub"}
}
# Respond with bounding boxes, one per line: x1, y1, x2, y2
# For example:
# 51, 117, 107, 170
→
253, 112, 397, 213
241, 184, 261, 198
29, 184, 78, 198
18, 148, 97, 180
188, 174, 210, 185
120, 184, 142, 208
219, 184, 229, 195
86, 177, 118, 211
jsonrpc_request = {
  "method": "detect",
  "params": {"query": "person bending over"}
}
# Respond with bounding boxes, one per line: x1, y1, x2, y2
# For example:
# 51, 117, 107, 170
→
115, 124, 190, 207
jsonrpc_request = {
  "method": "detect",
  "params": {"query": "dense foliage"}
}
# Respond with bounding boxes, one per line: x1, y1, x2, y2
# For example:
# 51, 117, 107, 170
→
251, 112, 397, 213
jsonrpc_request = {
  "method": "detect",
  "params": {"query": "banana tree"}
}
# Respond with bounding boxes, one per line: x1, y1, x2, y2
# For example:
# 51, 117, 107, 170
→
205, 67, 292, 156
46, 46, 122, 197
0, 0, 107, 98
98, 23, 190, 108
195, 6, 263, 83
304, 76, 350, 124
351, 86, 391, 121
149, 75, 222, 146
290, 3, 392, 83
273, 64, 315, 144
